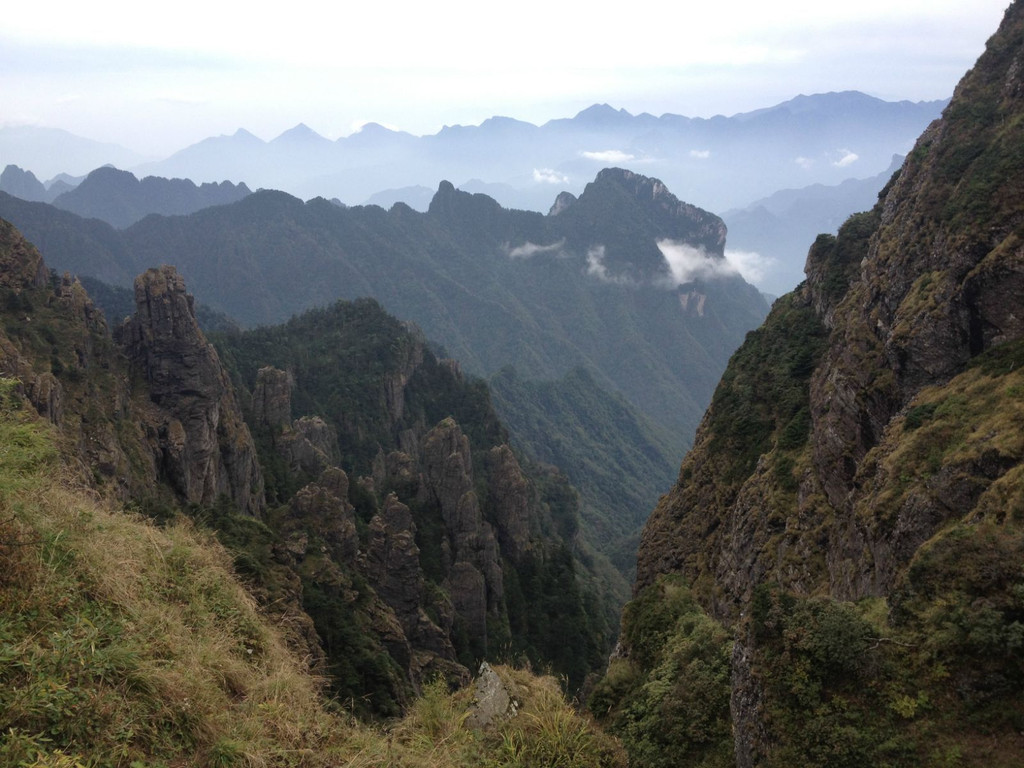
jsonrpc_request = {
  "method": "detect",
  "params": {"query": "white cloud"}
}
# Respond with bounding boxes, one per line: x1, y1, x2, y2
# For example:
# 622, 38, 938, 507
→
724, 248, 777, 285
505, 240, 565, 258
657, 240, 739, 284
586, 245, 610, 278
585, 245, 634, 284
795, 156, 814, 170
533, 167, 569, 184
689, 149, 711, 159
581, 149, 635, 163
833, 149, 859, 167
657, 240, 776, 287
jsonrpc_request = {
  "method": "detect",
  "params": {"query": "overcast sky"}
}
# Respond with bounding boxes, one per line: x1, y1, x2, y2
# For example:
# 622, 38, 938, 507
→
2, 0, 1012, 157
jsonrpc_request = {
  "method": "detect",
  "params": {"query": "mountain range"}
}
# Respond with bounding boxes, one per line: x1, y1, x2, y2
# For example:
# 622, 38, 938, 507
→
2, 92, 944, 219
0, 167, 768, 581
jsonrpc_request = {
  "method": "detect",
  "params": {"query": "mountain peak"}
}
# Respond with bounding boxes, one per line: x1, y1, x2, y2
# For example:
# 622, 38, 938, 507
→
229, 128, 264, 144
272, 123, 327, 144
574, 104, 633, 123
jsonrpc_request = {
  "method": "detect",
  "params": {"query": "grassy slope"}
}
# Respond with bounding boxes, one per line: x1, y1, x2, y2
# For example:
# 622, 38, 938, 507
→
0, 376, 623, 767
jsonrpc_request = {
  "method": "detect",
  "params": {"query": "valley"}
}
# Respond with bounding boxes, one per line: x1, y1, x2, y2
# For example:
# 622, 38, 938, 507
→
1, 3, 1022, 765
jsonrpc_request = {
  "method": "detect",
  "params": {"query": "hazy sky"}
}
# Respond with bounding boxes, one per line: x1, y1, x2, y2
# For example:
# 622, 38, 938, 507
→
2, 0, 1012, 157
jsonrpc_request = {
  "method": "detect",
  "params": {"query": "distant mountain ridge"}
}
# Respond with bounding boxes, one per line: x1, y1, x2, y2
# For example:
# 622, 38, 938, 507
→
48, 166, 251, 228
3, 92, 945, 216
723, 155, 906, 295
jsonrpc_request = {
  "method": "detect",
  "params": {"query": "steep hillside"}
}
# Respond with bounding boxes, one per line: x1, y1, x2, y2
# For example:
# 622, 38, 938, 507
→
0, 220, 620, 720
595, 3, 1024, 766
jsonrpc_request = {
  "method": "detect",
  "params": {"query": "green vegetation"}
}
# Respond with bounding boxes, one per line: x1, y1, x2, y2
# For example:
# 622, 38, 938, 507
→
590, 576, 734, 768
748, 517, 1024, 768
706, 292, 827, 486
490, 366, 677, 575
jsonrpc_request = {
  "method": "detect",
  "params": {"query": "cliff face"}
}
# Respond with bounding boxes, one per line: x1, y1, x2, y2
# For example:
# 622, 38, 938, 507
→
605, 4, 1024, 766
116, 267, 265, 517
0, 227, 263, 521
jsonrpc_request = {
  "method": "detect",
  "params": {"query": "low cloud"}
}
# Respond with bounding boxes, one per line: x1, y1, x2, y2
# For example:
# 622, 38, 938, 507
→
586, 245, 610, 278
689, 149, 711, 159
533, 168, 569, 184
724, 248, 776, 286
832, 149, 859, 167
657, 240, 738, 285
585, 245, 633, 284
505, 240, 565, 259
795, 156, 814, 170
581, 149, 635, 163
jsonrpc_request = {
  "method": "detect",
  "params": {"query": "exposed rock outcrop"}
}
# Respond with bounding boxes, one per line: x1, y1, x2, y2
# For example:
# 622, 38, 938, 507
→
116, 266, 264, 516
420, 418, 504, 650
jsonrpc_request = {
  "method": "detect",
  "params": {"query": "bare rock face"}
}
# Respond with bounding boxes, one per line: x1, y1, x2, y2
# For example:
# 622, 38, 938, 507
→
116, 266, 264, 516
420, 418, 504, 648
253, 365, 293, 429
484, 445, 534, 561
253, 366, 339, 478
365, 494, 423, 623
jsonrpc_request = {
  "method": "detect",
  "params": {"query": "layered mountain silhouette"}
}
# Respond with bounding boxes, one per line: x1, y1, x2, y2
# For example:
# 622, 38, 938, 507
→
3, 92, 943, 218
0, 167, 768, 574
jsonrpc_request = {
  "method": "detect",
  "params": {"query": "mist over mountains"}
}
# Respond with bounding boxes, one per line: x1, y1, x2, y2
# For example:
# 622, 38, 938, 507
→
3, 91, 942, 215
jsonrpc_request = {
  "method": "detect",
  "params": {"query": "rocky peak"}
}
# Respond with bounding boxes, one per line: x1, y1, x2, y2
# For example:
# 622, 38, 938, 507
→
0, 165, 48, 203
565, 168, 729, 282
484, 445, 535, 561
116, 266, 265, 516
547, 191, 577, 216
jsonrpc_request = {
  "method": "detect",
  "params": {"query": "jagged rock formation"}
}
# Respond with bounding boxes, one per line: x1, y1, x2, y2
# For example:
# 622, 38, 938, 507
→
253, 365, 340, 477
0, 215, 611, 723
116, 267, 264, 516
0, 221, 267, 525
213, 297, 617, 711
0, 168, 769, 590
599, 4, 1024, 767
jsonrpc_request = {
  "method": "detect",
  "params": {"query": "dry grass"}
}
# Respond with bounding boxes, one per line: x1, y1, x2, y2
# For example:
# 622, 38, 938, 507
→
0, 379, 625, 767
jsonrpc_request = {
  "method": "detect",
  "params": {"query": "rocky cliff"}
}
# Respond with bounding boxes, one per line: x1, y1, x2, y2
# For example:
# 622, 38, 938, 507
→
211, 297, 619, 711
598, 4, 1024, 766
116, 267, 264, 516
0, 225, 264, 521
